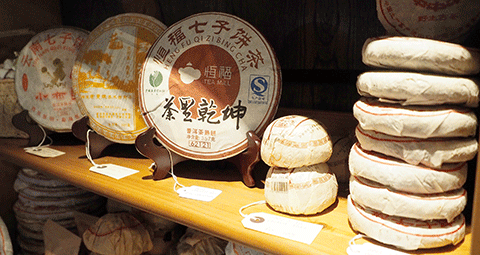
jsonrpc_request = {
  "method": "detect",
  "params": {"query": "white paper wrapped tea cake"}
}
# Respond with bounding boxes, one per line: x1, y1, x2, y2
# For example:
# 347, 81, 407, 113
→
375, 0, 480, 43
353, 97, 477, 138
356, 71, 480, 107
347, 196, 465, 250
72, 13, 167, 144
349, 143, 467, 194
264, 163, 338, 215
350, 176, 466, 223
83, 213, 153, 255
362, 36, 480, 75
15, 27, 89, 132
0, 216, 13, 255
261, 115, 333, 168
355, 125, 478, 168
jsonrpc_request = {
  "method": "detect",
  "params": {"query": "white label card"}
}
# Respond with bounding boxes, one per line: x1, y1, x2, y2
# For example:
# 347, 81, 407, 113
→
177, 186, 222, 202
241, 212, 323, 244
347, 243, 409, 255
89, 164, 139, 180
24, 147, 65, 158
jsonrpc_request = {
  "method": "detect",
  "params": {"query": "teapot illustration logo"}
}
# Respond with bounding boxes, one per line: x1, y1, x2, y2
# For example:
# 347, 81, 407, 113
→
178, 62, 201, 84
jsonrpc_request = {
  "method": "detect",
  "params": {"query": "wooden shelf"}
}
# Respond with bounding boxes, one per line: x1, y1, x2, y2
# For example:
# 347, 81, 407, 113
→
0, 134, 473, 255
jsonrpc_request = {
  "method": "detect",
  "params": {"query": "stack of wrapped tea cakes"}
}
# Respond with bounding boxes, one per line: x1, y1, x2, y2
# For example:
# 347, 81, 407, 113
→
13, 168, 106, 254
348, 36, 480, 250
261, 115, 338, 215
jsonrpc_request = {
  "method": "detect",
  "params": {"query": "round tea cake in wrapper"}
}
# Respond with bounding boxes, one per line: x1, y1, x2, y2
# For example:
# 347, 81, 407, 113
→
0, 216, 13, 255
14, 27, 88, 132
355, 125, 478, 168
261, 115, 332, 168
226, 242, 271, 255
174, 228, 228, 255
375, 0, 480, 43
72, 13, 167, 144
350, 176, 466, 222
264, 163, 338, 215
347, 195, 465, 250
348, 143, 467, 194
16, 168, 72, 188
353, 97, 477, 138
362, 36, 480, 75
327, 132, 356, 183
83, 213, 153, 255
139, 12, 281, 160
357, 71, 480, 107
13, 198, 104, 222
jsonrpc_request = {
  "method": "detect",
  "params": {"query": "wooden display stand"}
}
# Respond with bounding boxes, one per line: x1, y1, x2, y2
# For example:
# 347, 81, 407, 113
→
71, 116, 261, 187
71, 116, 115, 159
11, 110, 48, 146
135, 127, 261, 187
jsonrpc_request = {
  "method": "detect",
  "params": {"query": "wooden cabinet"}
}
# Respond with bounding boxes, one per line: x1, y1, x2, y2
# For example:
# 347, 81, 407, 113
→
1, 1, 479, 253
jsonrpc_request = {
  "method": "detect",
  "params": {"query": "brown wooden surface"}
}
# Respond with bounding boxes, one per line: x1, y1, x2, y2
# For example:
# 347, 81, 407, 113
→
0, 134, 473, 254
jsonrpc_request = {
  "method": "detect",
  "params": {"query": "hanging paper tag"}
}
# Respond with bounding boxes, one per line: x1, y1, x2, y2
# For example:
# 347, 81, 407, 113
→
89, 164, 139, 180
347, 242, 409, 255
177, 185, 222, 202
241, 212, 323, 244
24, 147, 65, 158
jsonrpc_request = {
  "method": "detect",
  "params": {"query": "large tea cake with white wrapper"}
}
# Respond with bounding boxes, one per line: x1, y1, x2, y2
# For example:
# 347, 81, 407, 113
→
72, 13, 167, 144
375, 0, 480, 43
347, 195, 466, 250
362, 36, 480, 75
349, 143, 467, 194
348, 35, 480, 252
353, 97, 477, 138
349, 175, 466, 222
0, 215, 13, 255
14, 27, 89, 132
261, 115, 333, 168
139, 12, 281, 160
356, 71, 480, 107
355, 125, 478, 169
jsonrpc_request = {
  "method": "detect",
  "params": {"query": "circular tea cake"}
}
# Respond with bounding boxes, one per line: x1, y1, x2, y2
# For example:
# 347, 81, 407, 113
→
139, 12, 281, 160
72, 13, 167, 143
15, 27, 88, 132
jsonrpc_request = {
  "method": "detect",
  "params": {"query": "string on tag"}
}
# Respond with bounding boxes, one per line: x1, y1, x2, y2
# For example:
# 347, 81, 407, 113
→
163, 147, 186, 193
85, 129, 99, 167
346, 234, 409, 255
34, 125, 53, 149
348, 234, 367, 251
239, 200, 266, 218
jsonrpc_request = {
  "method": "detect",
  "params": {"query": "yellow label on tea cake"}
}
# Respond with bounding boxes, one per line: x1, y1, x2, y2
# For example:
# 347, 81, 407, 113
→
72, 13, 166, 143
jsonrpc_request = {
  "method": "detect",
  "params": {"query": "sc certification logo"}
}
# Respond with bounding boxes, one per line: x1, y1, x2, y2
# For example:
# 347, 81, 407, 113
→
248, 75, 270, 104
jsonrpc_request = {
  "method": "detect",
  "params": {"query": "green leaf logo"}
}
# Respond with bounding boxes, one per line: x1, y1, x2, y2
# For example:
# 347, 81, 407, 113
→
149, 71, 163, 87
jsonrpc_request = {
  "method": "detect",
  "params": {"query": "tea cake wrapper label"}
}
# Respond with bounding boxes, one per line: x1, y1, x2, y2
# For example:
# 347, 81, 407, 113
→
15, 28, 88, 132
376, 0, 480, 42
72, 13, 167, 144
139, 12, 281, 160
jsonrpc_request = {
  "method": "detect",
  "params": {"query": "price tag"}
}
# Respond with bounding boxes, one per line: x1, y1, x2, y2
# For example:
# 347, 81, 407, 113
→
177, 186, 222, 202
89, 164, 139, 180
347, 242, 409, 255
24, 147, 65, 158
241, 212, 323, 244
